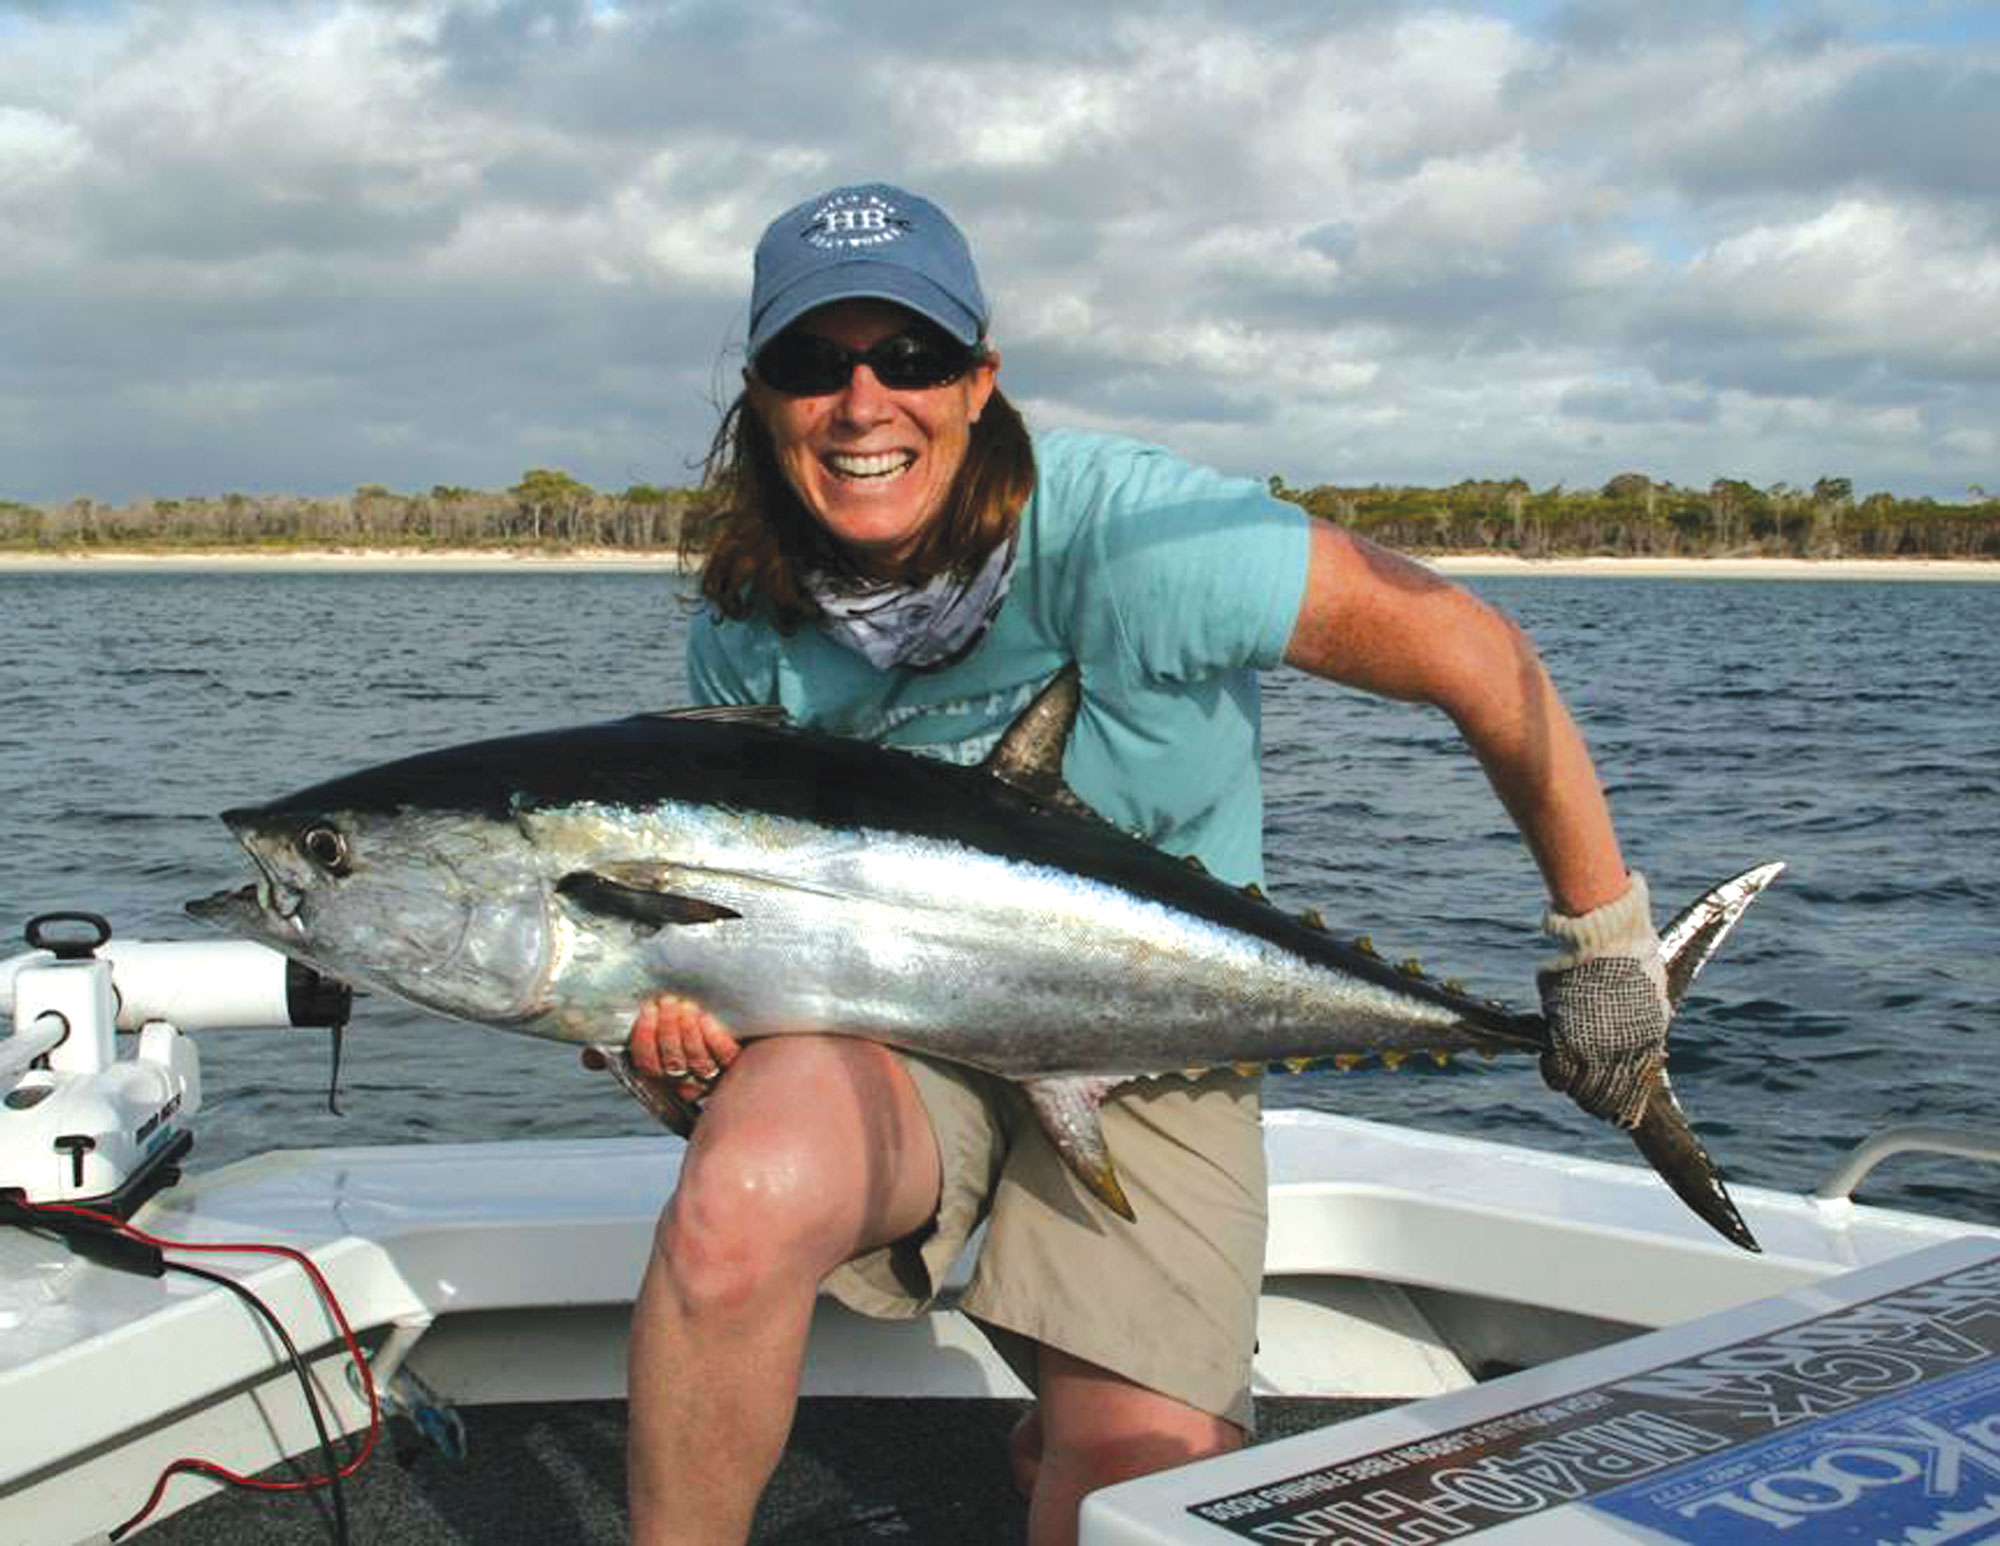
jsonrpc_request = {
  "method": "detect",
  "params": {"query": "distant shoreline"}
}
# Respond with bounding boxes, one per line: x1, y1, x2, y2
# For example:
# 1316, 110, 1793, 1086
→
1427, 554, 1998, 582
0, 546, 688, 573
0, 547, 1994, 581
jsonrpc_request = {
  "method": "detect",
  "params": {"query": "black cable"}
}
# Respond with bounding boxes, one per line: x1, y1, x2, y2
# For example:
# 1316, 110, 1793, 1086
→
0, 1201, 354, 1546
135, 1260, 353, 1546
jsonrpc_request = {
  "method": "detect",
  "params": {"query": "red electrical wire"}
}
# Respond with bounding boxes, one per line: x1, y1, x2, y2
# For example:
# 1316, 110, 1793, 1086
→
18, 1198, 382, 1537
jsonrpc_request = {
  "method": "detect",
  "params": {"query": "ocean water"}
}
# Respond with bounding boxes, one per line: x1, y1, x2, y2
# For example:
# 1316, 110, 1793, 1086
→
0, 567, 1994, 1226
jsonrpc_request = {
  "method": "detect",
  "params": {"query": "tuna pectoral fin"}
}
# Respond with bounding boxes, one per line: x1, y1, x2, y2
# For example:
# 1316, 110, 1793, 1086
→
1629, 1068, 1760, 1251
1023, 1076, 1136, 1221
596, 1045, 703, 1138
556, 870, 742, 930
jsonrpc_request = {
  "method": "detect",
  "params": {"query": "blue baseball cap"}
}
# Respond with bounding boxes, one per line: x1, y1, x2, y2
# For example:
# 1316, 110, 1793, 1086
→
747, 183, 989, 360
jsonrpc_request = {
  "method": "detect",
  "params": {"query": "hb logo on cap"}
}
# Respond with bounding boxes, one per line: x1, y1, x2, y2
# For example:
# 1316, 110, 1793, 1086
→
805, 192, 913, 251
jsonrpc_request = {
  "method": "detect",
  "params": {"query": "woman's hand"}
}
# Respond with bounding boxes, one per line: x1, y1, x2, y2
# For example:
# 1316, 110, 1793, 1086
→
580, 995, 743, 1113
1536, 874, 1670, 1129
631, 993, 743, 1096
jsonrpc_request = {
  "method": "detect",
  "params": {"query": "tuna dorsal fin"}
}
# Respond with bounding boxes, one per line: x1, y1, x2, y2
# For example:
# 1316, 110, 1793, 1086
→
1022, 1074, 1135, 1221
983, 664, 1095, 817
557, 869, 742, 929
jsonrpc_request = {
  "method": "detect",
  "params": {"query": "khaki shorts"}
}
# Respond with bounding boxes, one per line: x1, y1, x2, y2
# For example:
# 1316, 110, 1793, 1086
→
822, 1053, 1267, 1432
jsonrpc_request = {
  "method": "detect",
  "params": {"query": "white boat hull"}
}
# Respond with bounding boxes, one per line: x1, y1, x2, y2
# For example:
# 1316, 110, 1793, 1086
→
3, 1111, 1994, 1542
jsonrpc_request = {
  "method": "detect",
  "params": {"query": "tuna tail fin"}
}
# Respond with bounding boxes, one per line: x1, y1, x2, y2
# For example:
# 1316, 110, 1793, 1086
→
1658, 861, 1787, 1014
1629, 861, 1787, 1253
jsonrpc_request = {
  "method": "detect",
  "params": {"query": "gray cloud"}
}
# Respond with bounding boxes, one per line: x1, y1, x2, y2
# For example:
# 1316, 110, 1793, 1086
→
0, 0, 1994, 507
1559, 380, 1718, 428
1645, 51, 2000, 204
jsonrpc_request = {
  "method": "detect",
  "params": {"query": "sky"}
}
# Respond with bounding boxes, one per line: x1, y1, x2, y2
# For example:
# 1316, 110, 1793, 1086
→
2, 0, 1995, 507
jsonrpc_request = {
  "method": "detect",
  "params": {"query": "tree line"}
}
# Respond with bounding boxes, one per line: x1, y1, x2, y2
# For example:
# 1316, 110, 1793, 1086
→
1269, 474, 2000, 560
0, 470, 704, 554
3, 468, 1996, 560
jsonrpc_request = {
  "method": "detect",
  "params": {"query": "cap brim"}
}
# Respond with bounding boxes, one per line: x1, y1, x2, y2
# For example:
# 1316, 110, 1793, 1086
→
749, 259, 984, 358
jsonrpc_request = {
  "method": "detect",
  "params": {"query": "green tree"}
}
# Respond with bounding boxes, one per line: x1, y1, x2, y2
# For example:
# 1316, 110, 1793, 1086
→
511, 468, 595, 545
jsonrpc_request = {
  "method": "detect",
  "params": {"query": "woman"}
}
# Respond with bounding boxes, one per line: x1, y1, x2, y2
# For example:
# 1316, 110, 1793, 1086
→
620, 183, 1669, 1546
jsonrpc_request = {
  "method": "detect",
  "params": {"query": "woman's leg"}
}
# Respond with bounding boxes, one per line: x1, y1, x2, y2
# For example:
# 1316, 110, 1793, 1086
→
1026, 1346, 1243, 1546
626, 1035, 943, 1545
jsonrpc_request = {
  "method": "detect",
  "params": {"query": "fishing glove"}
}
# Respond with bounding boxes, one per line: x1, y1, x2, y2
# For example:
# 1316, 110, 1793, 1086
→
1537, 873, 1669, 1130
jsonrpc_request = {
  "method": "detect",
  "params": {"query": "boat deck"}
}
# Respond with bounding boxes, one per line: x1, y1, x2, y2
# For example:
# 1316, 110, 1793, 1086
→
139, 1397, 1396, 1544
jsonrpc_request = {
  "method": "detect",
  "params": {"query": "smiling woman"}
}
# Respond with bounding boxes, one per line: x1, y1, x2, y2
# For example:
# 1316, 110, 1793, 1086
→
628, 181, 1675, 1546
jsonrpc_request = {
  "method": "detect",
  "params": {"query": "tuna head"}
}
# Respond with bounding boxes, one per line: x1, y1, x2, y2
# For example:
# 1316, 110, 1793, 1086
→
187, 797, 557, 1027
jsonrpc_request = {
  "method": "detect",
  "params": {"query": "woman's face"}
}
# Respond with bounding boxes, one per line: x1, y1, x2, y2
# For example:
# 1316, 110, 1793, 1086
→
748, 299, 998, 572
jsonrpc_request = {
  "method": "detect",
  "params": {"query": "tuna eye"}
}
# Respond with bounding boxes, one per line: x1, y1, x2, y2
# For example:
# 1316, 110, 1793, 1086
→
300, 825, 352, 875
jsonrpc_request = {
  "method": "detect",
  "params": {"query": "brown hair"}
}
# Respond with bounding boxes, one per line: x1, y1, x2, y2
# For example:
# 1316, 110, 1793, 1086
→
686, 384, 1037, 633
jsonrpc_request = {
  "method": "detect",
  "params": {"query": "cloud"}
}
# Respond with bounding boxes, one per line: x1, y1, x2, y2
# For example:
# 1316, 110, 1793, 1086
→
1670, 199, 2000, 377
1648, 46, 2000, 204
0, 0, 1994, 507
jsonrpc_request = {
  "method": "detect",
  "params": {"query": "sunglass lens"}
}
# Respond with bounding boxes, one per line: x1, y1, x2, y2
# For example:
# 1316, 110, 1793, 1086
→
755, 334, 849, 395
870, 332, 971, 389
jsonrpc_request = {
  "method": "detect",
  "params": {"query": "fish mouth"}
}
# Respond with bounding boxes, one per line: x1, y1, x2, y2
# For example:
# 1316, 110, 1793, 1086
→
261, 871, 304, 920
195, 817, 306, 926
185, 875, 303, 935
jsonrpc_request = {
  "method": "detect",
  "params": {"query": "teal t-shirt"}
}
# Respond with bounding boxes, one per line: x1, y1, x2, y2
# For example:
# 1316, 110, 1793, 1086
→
685, 429, 1313, 886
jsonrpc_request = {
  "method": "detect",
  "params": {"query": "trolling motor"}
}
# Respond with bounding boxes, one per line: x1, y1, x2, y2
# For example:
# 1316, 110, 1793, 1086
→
0, 912, 351, 1213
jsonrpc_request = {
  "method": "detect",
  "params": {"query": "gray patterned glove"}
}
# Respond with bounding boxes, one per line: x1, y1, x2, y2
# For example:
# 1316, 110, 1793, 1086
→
1537, 873, 1669, 1129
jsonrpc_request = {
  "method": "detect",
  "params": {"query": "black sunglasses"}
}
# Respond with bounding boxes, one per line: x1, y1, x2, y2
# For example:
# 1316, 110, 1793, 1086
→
753, 326, 977, 397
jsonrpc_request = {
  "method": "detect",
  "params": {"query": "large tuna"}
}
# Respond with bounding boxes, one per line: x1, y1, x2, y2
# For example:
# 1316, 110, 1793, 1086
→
188, 668, 1779, 1249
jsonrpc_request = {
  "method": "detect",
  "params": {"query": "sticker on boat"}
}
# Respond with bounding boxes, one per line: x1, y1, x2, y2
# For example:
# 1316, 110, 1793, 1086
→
1178, 1239, 2000, 1543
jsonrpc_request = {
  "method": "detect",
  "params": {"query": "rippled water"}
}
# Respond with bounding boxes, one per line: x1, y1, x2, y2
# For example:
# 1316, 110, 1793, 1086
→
1, 568, 1994, 1225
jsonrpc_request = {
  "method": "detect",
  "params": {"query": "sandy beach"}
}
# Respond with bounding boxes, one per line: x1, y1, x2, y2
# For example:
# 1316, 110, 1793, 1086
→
0, 546, 686, 573
0, 547, 1992, 580
1427, 554, 1998, 581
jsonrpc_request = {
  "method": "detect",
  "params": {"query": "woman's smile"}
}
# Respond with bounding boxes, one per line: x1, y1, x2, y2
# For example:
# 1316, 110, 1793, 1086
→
826, 449, 918, 481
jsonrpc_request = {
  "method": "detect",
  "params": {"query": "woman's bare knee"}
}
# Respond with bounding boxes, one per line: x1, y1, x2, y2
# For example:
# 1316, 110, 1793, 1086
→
657, 1126, 852, 1313
654, 1036, 941, 1307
